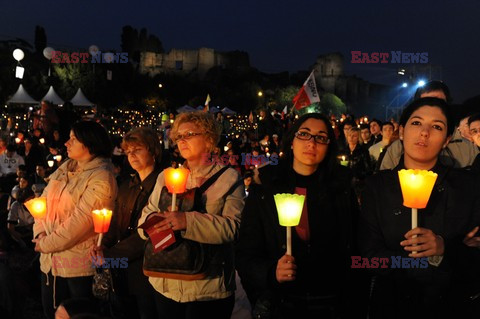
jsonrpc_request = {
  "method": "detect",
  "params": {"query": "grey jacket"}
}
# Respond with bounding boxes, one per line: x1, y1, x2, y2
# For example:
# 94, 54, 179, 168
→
138, 164, 245, 302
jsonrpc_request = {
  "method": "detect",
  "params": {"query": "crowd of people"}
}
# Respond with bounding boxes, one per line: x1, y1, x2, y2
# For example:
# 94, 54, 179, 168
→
0, 80, 479, 319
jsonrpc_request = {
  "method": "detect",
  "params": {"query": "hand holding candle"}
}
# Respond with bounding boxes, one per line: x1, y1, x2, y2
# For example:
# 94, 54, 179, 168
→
92, 209, 113, 247
340, 155, 349, 167
164, 167, 190, 213
25, 197, 49, 235
274, 193, 305, 255
398, 169, 437, 254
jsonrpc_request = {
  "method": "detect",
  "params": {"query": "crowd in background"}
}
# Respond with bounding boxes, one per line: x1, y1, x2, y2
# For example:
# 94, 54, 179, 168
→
0, 80, 479, 319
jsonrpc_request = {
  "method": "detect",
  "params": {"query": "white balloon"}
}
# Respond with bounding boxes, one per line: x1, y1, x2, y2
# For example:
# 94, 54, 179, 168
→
103, 52, 114, 63
13, 48, 24, 61
89, 45, 99, 56
43, 47, 55, 60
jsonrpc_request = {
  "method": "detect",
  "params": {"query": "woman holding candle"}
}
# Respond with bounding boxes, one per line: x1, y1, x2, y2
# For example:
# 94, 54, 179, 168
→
94, 127, 162, 319
137, 111, 244, 319
236, 113, 362, 318
359, 97, 480, 318
32, 121, 117, 319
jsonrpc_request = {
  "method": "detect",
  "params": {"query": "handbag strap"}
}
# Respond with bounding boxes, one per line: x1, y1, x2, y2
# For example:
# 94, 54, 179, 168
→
198, 166, 229, 194
192, 166, 229, 212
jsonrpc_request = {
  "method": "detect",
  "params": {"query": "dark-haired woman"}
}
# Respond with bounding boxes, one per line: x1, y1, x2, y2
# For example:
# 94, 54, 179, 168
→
236, 113, 361, 318
359, 97, 480, 318
32, 121, 118, 319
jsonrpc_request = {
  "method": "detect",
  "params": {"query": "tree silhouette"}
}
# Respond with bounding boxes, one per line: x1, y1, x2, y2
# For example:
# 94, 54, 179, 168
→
34, 25, 47, 53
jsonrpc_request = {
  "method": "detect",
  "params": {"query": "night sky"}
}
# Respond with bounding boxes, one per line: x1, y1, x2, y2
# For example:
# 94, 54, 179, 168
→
2, 0, 479, 103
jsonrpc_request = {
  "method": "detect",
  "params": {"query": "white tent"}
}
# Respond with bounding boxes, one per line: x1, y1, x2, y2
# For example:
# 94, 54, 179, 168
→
7, 84, 38, 104
176, 105, 195, 113
209, 106, 221, 114
42, 86, 64, 105
221, 107, 236, 115
70, 88, 94, 106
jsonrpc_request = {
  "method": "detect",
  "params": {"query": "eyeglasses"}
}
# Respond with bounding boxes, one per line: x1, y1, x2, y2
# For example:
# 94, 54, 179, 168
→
470, 128, 480, 136
173, 132, 203, 143
295, 131, 330, 145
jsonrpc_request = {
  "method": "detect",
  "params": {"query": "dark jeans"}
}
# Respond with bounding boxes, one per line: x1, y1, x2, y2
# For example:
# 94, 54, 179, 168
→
154, 291, 235, 319
41, 272, 94, 319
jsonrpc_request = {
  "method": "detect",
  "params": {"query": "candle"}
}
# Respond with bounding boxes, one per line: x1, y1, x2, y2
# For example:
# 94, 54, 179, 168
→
92, 209, 113, 247
274, 193, 305, 255
39, 138, 45, 144
398, 169, 438, 253
164, 167, 190, 211
55, 155, 62, 162
15, 137, 21, 144
340, 155, 349, 167
25, 197, 50, 235
47, 160, 54, 168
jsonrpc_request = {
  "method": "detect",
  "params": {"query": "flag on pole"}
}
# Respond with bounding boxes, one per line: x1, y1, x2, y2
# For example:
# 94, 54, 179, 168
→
292, 71, 320, 110
281, 105, 288, 120
203, 94, 211, 112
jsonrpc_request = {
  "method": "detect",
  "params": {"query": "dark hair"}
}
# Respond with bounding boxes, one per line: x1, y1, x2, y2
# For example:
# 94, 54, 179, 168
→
381, 122, 394, 130
6, 144, 16, 152
399, 97, 454, 137
369, 119, 382, 127
342, 120, 355, 128
17, 165, 27, 172
282, 113, 338, 178
468, 113, 480, 126
414, 80, 452, 103
72, 121, 112, 158
360, 124, 370, 131
121, 127, 162, 162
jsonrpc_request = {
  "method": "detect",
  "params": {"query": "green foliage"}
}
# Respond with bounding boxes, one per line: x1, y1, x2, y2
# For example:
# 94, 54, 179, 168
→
275, 85, 298, 108
296, 93, 346, 117
319, 93, 346, 116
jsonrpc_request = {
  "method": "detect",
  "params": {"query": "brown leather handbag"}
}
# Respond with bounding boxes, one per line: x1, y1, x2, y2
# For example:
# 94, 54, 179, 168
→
143, 167, 229, 280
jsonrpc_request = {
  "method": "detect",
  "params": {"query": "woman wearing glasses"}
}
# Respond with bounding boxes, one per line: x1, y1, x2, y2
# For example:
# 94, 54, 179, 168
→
137, 112, 244, 319
236, 113, 360, 318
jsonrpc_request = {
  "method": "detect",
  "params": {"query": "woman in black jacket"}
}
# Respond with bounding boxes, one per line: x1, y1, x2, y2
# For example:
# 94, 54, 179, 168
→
94, 128, 162, 319
236, 113, 361, 318
359, 98, 480, 318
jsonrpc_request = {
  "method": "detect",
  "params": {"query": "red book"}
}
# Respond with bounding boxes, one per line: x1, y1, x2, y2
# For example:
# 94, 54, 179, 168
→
138, 215, 176, 252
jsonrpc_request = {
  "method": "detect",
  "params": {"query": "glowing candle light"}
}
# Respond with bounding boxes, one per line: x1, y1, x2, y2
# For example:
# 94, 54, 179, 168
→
92, 209, 113, 247
164, 167, 190, 211
25, 197, 49, 235
398, 169, 438, 253
274, 193, 305, 255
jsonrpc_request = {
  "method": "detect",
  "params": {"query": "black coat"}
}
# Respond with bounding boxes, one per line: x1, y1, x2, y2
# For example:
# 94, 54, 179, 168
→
103, 167, 161, 295
236, 160, 360, 310
359, 161, 480, 318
